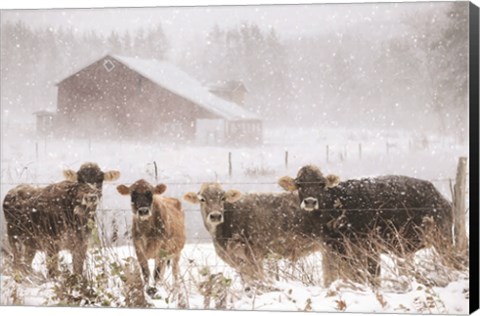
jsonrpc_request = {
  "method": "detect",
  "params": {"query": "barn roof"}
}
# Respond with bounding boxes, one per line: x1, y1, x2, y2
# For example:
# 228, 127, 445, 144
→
208, 80, 248, 93
110, 55, 259, 121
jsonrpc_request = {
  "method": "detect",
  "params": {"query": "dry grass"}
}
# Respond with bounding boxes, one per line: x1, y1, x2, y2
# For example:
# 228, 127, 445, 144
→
0, 211, 469, 309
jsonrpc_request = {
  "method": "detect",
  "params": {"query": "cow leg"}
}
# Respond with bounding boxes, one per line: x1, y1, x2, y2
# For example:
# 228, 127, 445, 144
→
72, 244, 88, 277
367, 253, 381, 288
171, 255, 181, 283
153, 258, 166, 284
237, 263, 258, 295
396, 254, 413, 278
322, 252, 337, 288
215, 287, 227, 310
8, 236, 22, 270
46, 247, 59, 279
134, 246, 150, 285
390, 254, 416, 291
203, 293, 211, 309
23, 245, 37, 273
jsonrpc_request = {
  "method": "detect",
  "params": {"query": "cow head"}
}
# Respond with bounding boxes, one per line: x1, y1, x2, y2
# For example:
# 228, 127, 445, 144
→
116, 179, 166, 220
183, 183, 242, 231
278, 165, 340, 212
63, 162, 121, 191
73, 183, 101, 219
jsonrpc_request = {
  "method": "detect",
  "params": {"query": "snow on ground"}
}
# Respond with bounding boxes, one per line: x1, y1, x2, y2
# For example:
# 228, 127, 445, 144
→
0, 242, 470, 313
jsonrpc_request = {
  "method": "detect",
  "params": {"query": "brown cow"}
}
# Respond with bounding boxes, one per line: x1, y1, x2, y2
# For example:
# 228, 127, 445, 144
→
3, 162, 120, 278
3, 181, 100, 277
117, 179, 186, 293
183, 183, 322, 289
278, 165, 454, 287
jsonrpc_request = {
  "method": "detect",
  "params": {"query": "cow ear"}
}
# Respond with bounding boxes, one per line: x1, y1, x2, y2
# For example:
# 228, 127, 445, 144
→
116, 185, 130, 195
225, 189, 242, 203
63, 169, 78, 181
325, 174, 340, 188
104, 170, 121, 182
154, 184, 167, 195
183, 192, 200, 204
278, 176, 297, 192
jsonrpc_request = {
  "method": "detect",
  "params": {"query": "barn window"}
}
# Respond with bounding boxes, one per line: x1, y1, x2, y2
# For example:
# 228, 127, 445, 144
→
103, 59, 115, 72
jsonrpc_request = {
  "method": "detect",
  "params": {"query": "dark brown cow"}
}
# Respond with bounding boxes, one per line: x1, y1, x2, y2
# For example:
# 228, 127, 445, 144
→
3, 162, 120, 277
278, 165, 454, 287
3, 181, 100, 277
183, 183, 322, 288
63, 162, 120, 192
117, 180, 186, 293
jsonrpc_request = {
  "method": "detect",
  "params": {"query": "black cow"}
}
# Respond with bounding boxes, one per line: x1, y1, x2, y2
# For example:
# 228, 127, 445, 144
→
278, 165, 454, 287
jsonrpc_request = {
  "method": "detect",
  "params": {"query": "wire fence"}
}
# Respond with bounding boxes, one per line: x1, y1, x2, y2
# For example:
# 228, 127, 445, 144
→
0, 177, 463, 186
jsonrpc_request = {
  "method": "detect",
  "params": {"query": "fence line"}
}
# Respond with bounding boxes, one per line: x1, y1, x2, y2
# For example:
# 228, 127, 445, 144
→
0, 177, 459, 186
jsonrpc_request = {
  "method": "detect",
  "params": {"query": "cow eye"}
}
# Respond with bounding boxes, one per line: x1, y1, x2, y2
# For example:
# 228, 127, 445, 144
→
199, 197, 206, 202
146, 191, 152, 199
221, 196, 226, 202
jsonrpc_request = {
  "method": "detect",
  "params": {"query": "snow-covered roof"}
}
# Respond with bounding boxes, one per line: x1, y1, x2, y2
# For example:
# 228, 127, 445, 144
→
110, 55, 260, 121
208, 80, 248, 93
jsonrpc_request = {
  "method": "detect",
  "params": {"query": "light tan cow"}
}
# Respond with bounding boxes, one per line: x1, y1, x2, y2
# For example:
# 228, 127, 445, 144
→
117, 179, 186, 293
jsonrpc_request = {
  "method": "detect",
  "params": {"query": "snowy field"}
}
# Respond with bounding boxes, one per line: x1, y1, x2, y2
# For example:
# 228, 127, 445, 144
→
0, 242, 470, 313
0, 123, 470, 312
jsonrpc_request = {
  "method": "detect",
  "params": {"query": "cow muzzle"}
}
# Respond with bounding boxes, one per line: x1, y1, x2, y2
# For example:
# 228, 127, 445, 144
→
301, 197, 319, 212
208, 211, 224, 225
137, 207, 151, 217
82, 194, 99, 207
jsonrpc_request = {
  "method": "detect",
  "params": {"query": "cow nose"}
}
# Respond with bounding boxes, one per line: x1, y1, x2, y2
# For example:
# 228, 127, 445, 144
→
138, 207, 150, 216
208, 212, 223, 223
83, 194, 99, 205
302, 197, 318, 211
88, 194, 98, 204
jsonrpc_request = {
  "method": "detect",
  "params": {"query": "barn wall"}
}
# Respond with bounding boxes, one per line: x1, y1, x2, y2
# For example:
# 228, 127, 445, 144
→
226, 120, 263, 145
56, 57, 136, 138
56, 56, 220, 142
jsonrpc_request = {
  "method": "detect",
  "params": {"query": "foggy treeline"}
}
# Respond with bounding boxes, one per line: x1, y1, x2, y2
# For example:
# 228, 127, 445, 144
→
0, 2, 468, 141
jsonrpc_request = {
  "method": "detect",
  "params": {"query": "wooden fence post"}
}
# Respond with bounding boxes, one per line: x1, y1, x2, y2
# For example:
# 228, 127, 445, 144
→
153, 161, 158, 183
326, 145, 330, 163
35, 142, 39, 162
285, 151, 289, 170
358, 143, 362, 160
228, 152, 232, 177
453, 156, 468, 253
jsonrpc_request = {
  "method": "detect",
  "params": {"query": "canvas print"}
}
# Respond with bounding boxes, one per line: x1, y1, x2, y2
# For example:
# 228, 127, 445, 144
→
0, 1, 477, 314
